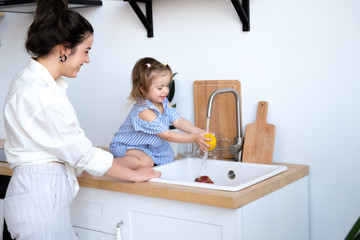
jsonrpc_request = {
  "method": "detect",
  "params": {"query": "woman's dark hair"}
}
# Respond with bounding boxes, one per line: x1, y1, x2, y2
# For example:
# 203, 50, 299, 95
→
26, 0, 94, 57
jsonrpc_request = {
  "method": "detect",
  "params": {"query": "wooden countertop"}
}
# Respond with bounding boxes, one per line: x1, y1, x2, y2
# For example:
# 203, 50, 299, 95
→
0, 161, 308, 209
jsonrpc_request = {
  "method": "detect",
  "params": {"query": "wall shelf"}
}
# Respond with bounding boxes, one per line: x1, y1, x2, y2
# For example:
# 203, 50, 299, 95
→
124, 0, 153, 37
124, 0, 250, 38
231, 0, 250, 31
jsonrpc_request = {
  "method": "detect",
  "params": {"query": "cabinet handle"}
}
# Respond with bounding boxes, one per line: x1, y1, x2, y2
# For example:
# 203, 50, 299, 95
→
116, 221, 124, 240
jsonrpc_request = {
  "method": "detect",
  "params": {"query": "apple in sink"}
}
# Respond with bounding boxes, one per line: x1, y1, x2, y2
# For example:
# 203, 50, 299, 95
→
194, 175, 214, 184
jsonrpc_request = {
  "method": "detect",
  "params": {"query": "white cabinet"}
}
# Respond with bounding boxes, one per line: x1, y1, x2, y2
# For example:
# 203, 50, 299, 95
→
242, 176, 309, 240
71, 176, 308, 240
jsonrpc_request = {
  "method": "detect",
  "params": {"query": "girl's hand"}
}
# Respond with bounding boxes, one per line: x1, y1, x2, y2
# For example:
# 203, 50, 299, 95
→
194, 132, 211, 151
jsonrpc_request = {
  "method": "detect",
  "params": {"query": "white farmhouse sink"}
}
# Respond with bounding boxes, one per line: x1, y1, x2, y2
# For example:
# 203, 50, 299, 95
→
150, 158, 287, 191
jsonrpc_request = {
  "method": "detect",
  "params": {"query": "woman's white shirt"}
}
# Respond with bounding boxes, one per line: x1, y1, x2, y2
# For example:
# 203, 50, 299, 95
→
3, 58, 113, 197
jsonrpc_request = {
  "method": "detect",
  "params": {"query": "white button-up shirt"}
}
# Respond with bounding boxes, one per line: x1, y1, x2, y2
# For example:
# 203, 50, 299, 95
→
3, 58, 113, 196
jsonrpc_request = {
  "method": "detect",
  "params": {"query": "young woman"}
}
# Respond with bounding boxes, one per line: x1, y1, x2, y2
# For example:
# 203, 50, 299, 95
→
3, 0, 160, 239
110, 57, 211, 169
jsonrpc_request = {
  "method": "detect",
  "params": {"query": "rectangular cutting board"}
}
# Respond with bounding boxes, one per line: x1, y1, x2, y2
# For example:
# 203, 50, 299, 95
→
193, 80, 241, 159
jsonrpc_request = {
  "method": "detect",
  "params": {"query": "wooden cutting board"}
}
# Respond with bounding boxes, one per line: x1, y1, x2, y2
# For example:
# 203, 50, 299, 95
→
193, 80, 241, 159
242, 101, 275, 164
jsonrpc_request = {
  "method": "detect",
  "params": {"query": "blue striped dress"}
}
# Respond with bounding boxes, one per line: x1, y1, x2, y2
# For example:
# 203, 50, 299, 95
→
110, 98, 180, 165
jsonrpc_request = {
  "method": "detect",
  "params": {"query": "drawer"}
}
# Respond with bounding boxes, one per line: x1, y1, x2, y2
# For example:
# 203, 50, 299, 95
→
73, 227, 116, 240
71, 187, 116, 234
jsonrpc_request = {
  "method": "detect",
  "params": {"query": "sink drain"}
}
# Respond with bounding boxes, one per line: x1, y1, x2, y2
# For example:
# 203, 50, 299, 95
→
228, 170, 236, 180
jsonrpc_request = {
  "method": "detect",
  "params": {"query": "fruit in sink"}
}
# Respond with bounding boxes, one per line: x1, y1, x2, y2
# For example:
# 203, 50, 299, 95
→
195, 175, 214, 184
205, 133, 217, 151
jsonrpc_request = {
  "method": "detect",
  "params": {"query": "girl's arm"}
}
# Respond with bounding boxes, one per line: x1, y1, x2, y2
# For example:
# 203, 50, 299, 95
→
157, 130, 209, 151
172, 117, 205, 134
138, 109, 210, 150
167, 100, 205, 134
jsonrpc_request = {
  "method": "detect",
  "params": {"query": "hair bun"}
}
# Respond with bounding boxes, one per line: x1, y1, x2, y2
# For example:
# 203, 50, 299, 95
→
26, 0, 93, 57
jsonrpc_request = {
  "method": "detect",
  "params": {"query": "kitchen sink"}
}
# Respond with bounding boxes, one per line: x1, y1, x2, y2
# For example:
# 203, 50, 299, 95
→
150, 158, 287, 191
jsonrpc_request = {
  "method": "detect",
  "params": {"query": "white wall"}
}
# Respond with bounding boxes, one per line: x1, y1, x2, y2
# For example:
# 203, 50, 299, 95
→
1, 0, 359, 239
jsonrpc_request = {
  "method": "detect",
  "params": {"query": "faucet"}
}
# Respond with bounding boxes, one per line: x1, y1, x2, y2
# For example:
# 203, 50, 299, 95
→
206, 88, 244, 161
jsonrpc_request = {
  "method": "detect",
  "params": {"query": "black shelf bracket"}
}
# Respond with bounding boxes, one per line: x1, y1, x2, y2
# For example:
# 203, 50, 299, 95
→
231, 0, 250, 31
124, 0, 250, 37
124, 0, 153, 37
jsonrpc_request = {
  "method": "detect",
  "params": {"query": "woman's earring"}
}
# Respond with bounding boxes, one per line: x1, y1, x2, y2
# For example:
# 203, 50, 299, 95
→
59, 55, 67, 62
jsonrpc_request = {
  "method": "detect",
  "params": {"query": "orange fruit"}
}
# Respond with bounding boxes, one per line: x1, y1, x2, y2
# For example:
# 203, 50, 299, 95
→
205, 134, 217, 151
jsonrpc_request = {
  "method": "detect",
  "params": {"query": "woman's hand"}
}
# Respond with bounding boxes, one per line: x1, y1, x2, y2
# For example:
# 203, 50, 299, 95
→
132, 167, 161, 183
106, 158, 161, 182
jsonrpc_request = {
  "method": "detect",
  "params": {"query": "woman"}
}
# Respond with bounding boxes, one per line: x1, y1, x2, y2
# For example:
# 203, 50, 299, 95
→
3, 0, 160, 239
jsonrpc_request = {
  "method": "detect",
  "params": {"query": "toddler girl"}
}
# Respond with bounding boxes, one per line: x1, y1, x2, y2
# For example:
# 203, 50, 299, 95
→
110, 57, 210, 169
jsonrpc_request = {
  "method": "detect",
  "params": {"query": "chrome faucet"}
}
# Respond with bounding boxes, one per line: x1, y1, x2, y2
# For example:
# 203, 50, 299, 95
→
206, 88, 244, 161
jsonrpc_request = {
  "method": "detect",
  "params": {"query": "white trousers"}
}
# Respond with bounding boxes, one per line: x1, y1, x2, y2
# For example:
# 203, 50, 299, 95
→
4, 163, 77, 240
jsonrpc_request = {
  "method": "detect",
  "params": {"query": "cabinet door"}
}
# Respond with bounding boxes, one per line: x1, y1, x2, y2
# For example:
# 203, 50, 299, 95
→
73, 227, 116, 240
71, 187, 117, 235
115, 192, 242, 240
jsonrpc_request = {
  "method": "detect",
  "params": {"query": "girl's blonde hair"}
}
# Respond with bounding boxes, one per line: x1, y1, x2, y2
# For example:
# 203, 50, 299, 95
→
130, 57, 173, 102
